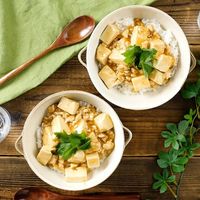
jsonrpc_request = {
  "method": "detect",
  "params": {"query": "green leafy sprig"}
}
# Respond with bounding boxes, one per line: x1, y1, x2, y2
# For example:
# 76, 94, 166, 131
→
123, 45, 157, 77
55, 131, 91, 160
153, 73, 200, 199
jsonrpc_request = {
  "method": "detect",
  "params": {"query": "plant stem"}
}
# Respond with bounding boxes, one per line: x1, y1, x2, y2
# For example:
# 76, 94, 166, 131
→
189, 112, 198, 144
176, 163, 188, 200
166, 183, 177, 199
170, 166, 178, 186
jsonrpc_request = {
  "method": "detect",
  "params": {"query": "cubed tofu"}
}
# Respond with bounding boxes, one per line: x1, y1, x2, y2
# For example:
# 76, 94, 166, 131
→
100, 24, 120, 45
122, 29, 129, 38
94, 113, 113, 132
37, 146, 52, 165
96, 43, 111, 65
86, 152, 100, 169
68, 150, 86, 163
58, 97, 79, 115
65, 167, 87, 182
88, 132, 99, 142
150, 39, 165, 54
42, 132, 59, 149
99, 65, 118, 89
109, 49, 126, 65
149, 70, 166, 85
75, 119, 87, 133
131, 26, 149, 46
116, 38, 129, 51
52, 115, 70, 133
154, 54, 173, 72
131, 75, 151, 92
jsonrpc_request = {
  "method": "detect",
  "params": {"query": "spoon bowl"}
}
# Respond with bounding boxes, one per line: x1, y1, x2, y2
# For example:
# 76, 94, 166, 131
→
53, 15, 95, 48
0, 15, 95, 86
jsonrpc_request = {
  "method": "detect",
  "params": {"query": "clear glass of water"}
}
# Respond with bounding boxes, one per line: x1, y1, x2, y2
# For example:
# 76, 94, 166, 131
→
0, 107, 11, 143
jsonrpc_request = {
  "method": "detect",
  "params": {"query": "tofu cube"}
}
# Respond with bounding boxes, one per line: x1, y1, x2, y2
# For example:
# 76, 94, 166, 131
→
42, 127, 59, 149
65, 167, 87, 182
75, 119, 87, 133
131, 75, 151, 92
131, 26, 149, 46
58, 97, 79, 115
94, 113, 113, 132
96, 44, 111, 65
109, 49, 126, 65
99, 65, 118, 89
100, 24, 120, 45
68, 150, 86, 163
52, 115, 70, 133
122, 29, 129, 38
149, 70, 166, 85
116, 38, 129, 51
150, 39, 165, 54
37, 146, 52, 165
154, 54, 173, 72
86, 152, 100, 169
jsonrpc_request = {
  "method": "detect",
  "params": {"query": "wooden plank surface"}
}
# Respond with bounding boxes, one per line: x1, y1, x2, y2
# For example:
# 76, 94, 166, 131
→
0, 0, 200, 199
1, 157, 200, 200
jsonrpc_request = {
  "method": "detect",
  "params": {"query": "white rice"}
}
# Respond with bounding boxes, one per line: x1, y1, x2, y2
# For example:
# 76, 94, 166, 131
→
114, 17, 179, 95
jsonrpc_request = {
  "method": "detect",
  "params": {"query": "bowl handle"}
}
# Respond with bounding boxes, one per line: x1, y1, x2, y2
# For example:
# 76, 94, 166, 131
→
78, 46, 87, 68
190, 51, 197, 73
123, 126, 133, 148
15, 134, 24, 156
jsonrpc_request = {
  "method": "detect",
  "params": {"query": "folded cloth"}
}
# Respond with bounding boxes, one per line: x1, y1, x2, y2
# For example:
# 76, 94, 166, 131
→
0, 0, 154, 104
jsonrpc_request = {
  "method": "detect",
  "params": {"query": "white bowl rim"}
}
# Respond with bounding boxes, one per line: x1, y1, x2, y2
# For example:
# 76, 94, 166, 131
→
22, 90, 125, 191
86, 5, 191, 110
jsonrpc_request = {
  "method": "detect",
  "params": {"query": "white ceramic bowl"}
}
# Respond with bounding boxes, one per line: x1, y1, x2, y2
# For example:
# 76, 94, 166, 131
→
78, 5, 192, 110
15, 90, 132, 191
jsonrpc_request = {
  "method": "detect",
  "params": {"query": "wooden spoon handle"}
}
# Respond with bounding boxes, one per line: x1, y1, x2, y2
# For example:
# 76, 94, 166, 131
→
14, 187, 141, 200
0, 45, 54, 86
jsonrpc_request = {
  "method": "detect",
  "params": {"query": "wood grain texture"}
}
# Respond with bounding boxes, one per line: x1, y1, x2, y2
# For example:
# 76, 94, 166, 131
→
0, 0, 200, 200
0, 157, 200, 200
1, 46, 200, 156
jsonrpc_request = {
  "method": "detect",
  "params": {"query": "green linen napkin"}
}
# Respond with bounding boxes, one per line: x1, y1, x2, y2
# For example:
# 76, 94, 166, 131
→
0, 0, 154, 104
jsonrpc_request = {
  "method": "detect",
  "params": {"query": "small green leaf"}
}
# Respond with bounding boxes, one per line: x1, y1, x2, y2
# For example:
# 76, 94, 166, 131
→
172, 164, 185, 173
160, 184, 167, 193
178, 120, 189, 135
164, 138, 173, 148
175, 157, 188, 165
153, 173, 163, 181
167, 175, 176, 183
172, 140, 179, 150
166, 123, 177, 133
189, 143, 200, 150
152, 180, 163, 189
157, 159, 168, 168
181, 83, 199, 99
162, 168, 169, 179
161, 131, 171, 138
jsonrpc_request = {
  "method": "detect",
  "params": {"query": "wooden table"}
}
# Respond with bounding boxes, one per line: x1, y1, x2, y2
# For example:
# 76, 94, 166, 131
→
1, 0, 200, 199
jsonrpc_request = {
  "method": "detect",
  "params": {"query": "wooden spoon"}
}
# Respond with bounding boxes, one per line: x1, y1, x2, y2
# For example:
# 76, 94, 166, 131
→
14, 187, 141, 200
0, 15, 95, 86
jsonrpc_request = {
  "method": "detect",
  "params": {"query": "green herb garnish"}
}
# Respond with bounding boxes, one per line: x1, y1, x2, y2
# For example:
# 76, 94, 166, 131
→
153, 72, 200, 199
123, 45, 157, 77
55, 131, 91, 160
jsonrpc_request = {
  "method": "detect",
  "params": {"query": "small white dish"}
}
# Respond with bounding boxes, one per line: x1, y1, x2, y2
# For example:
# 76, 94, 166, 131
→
15, 90, 132, 191
78, 5, 195, 110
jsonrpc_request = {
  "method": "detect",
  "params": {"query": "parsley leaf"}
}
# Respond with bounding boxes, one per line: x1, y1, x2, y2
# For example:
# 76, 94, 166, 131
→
123, 45, 157, 77
55, 131, 91, 160
123, 45, 142, 65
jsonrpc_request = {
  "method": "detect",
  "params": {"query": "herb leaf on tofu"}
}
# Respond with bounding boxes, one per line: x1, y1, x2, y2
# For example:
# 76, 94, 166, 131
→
55, 131, 91, 160
123, 45, 157, 77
